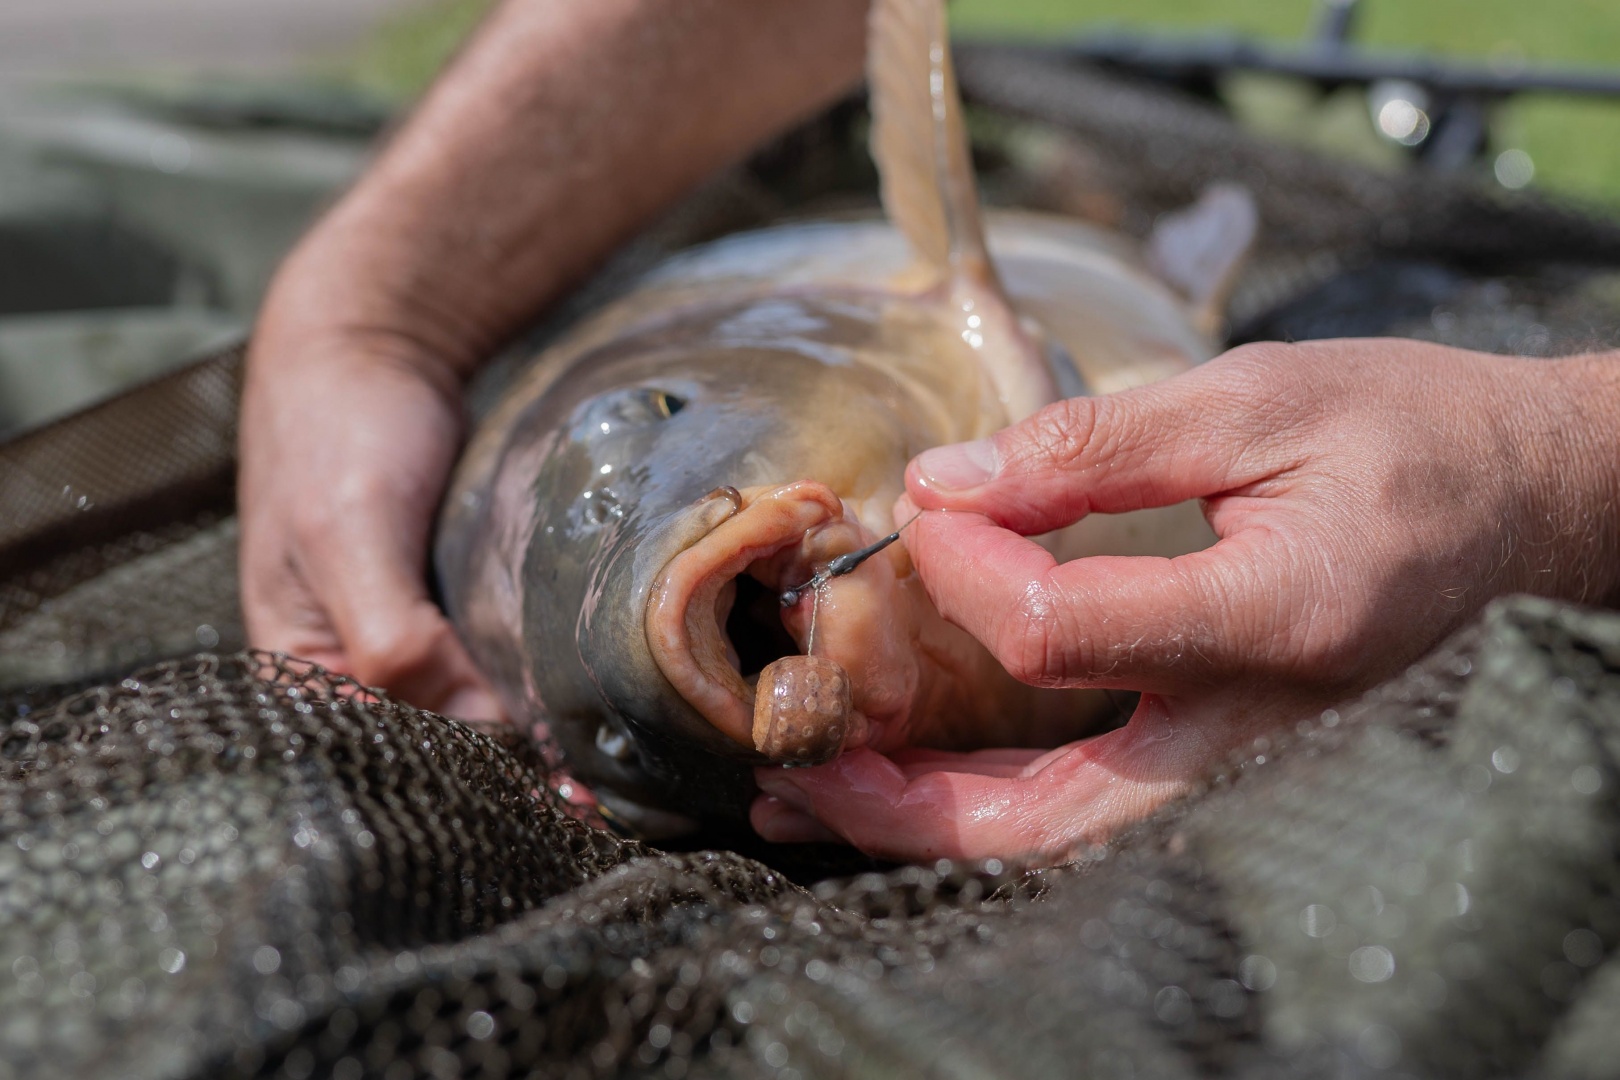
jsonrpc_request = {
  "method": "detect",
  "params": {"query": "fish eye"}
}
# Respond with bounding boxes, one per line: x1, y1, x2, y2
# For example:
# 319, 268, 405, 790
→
578, 388, 687, 434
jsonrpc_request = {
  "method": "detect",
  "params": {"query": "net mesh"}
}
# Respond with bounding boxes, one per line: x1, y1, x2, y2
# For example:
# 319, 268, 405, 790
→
1, 600, 1618, 1079
0, 348, 243, 695
4, 55, 1620, 1079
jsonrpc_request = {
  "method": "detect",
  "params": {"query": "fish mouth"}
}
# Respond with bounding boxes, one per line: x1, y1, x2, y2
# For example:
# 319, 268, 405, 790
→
646, 481, 919, 765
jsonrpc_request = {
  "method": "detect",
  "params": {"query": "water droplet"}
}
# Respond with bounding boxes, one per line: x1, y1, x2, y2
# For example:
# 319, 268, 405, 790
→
1564, 928, 1603, 967
1494, 148, 1535, 190
1573, 765, 1603, 795
1301, 904, 1337, 938
595, 723, 632, 760
1437, 882, 1471, 918
466, 1011, 496, 1040
1379, 100, 1422, 140
1239, 954, 1276, 991
1349, 945, 1395, 983
1209, 979, 1247, 1018
581, 487, 625, 526
1153, 985, 1192, 1024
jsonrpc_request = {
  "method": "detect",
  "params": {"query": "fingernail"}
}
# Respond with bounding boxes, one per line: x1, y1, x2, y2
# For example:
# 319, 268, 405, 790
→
915, 439, 997, 491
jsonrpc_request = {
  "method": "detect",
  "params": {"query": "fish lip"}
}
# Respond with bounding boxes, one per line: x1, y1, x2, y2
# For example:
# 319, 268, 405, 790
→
644, 481, 858, 752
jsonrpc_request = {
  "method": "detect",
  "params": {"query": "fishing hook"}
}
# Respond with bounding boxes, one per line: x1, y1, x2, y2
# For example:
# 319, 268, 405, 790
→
779, 512, 923, 609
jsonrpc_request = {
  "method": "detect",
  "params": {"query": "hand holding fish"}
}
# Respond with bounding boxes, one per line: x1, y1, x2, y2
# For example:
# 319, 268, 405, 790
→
238, 0, 867, 719
239, 326, 503, 720
754, 339, 1620, 862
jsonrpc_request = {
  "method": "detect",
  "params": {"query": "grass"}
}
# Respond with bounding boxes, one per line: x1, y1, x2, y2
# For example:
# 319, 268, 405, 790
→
343, 0, 493, 102
952, 0, 1620, 208
353, 0, 1620, 207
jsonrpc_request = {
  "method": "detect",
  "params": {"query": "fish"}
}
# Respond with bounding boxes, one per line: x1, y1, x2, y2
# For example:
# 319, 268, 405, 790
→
435, 0, 1256, 834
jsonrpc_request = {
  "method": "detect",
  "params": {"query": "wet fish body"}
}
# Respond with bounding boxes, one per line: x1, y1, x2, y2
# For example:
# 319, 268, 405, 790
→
436, 0, 1253, 830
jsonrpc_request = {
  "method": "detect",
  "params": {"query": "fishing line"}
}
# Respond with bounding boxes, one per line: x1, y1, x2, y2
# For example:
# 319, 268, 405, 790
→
806, 587, 821, 657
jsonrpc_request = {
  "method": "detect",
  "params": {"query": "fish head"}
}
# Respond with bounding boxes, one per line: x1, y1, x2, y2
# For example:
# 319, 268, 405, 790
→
441, 293, 980, 827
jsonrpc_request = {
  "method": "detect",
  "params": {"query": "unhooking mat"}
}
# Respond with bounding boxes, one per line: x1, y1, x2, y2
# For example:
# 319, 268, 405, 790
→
4, 56, 1620, 1079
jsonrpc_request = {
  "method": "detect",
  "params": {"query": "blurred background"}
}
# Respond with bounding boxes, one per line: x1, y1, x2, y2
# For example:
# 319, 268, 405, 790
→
956, 0, 1620, 206
1, 0, 1617, 436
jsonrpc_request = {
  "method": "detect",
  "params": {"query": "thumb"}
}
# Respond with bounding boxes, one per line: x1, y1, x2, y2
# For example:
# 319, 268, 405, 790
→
905, 356, 1288, 536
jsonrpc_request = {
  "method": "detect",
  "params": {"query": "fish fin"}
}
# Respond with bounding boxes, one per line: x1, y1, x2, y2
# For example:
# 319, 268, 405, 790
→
868, 0, 991, 284
1146, 184, 1259, 338
868, 0, 1058, 420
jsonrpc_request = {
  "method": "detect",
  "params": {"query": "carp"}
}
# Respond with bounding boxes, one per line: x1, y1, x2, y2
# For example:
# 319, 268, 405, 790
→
435, 0, 1255, 832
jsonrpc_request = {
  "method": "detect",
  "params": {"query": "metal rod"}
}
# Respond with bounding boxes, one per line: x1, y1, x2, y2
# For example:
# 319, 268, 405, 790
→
983, 35, 1620, 101
1311, 0, 1362, 52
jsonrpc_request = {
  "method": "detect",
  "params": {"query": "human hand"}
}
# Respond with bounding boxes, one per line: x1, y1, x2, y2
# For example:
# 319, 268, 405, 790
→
754, 340, 1620, 863
239, 307, 502, 722
239, 0, 872, 726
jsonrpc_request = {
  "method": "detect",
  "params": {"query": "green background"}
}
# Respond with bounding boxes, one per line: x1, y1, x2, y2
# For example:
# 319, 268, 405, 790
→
347, 0, 1620, 208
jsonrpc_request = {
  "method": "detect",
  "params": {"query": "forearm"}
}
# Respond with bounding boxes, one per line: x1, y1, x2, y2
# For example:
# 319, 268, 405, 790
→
1550, 350, 1620, 607
259, 0, 868, 376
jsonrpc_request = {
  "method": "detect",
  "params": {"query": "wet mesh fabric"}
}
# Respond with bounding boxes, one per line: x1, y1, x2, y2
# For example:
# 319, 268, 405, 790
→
0, 346, 243, 694
0, 598, 1617, 1079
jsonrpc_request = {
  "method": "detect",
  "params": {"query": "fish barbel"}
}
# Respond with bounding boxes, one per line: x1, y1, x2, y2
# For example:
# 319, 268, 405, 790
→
435, 0, 1255, 832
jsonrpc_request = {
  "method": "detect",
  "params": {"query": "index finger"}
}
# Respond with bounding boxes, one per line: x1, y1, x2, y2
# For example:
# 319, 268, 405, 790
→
902, 506, 1276, 693
906, 347, 1312, 537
